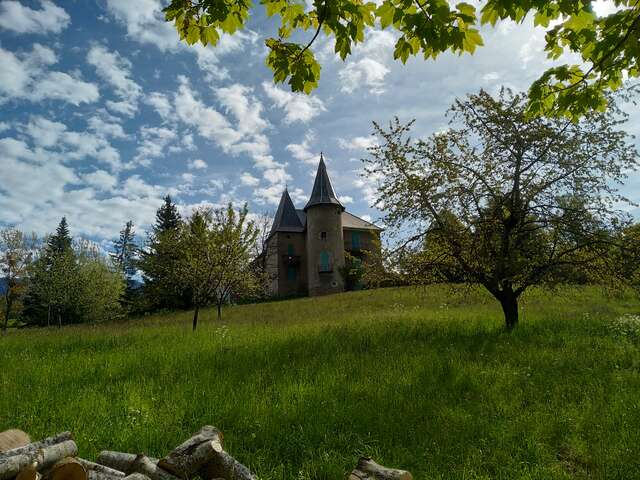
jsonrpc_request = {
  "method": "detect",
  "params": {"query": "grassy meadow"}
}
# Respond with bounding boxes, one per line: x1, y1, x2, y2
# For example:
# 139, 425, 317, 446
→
2, 285, 640, 479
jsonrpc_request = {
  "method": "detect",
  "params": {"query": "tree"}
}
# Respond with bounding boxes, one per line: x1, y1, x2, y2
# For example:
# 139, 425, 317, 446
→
0, 229, 36, 335
164, 0, 639, 118
76, 239, 125, 323
111, 221, 138, 280
29, 218, 78, 327
139, 196, 189, 310
177, 204, 260, 330
209, 203, 260, 321
178, 209, 217, 330
365, 88, 638, 329
155, 195, 182, 234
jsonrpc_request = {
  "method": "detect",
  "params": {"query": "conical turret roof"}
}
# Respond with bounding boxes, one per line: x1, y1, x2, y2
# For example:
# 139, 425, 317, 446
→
270, 188, 305, 235
304, 154, 344, 211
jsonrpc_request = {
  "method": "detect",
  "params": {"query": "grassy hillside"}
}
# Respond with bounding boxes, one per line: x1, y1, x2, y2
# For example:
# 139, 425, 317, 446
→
2, 286, 640, 479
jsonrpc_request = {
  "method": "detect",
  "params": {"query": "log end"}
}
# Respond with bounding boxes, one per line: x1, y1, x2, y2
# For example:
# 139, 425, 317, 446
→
0, 430, 31, 453
16, 463, 39, 480
46, 458, 87, 480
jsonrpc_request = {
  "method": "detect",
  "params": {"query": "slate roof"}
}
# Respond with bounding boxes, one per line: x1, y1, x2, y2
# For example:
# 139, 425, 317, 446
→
341, 211, 383, 231
304, 154, 344, 211
270, 189, 305, 235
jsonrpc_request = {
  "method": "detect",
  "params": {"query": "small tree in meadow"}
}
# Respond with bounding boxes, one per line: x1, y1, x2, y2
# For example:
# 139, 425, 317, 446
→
366, 89, 638, 329
0, 228, 36, 335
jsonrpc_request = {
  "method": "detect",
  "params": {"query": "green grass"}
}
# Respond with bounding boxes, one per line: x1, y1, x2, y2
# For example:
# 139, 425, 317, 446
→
2, 286, 640, 479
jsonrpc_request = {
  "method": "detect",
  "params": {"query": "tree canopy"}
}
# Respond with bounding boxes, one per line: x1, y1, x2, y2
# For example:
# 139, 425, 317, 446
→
164, 0, 640, 119
365, 88, 638, 328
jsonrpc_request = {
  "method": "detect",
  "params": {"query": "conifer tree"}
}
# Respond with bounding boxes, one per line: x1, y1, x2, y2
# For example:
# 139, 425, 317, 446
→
154, 195, 181, 234
139, 195, 188, 310
47, 217, 72, 255
111, 220, 138, 281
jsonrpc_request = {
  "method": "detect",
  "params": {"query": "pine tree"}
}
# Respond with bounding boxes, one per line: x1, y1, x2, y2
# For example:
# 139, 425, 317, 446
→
111, 221, 137, 280
154, 195, 181, 234
47, 217, 72, 255
139, 196, 189, 311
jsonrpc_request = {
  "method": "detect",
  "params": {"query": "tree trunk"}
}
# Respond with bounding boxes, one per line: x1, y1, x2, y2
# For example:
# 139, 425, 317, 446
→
42, 457, 87, 480
216, 303, 221, 322
96, 453, 177, 480
47, 305, 51, 328
193, 305, 199, 331
2, 295, 10, 336
198, 451, 257, 480
57, 310, 62, 329
499, 291, 519, 330
0, 440, 77, 480
76, 459, 124, 478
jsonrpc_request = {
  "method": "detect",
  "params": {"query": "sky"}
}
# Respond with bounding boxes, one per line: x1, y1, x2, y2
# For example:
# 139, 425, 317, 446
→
0, 0, 638, 249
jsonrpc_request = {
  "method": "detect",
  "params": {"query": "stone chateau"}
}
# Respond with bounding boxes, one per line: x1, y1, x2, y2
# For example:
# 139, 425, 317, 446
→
263, 155, 382, 297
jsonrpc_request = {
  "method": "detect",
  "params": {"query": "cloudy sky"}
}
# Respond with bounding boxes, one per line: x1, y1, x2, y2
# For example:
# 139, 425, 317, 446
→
0, 0, 638, 246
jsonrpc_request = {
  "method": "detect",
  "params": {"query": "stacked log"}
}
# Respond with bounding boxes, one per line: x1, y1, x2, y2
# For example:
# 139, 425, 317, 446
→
1, 428, 411, 480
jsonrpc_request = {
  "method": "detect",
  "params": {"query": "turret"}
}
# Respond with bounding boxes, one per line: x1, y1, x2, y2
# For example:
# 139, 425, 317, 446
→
304, 154, 345, 296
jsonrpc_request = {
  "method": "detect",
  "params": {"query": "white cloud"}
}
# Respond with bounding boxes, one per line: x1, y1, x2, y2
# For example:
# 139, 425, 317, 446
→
240, 172, 259, 186
337, 29, 395, 95
189, 159, 207, 170
286, 130, 320, 165
181, 173, 195, 184
262, 82, 326, 124
0, 1, 70, 34
88, 115, 127, 139
82, 170, 118, 192
87, 45, 142, 116
339, 58, 390, 95
104, 0, 255, 78
338, 135, 377, 151
0, 45, 98, 105
339, 195, 354, 204
216, 84, 269, 135
144, 91, 172, 120
133, 126, 177, 167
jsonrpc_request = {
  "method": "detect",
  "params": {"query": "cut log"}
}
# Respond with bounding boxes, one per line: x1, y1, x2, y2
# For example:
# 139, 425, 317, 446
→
158, 426, 223, 478
16, 462, 40, 480
0, 430, 31, 453
36, 441, 79, 471
123, 474, 151, 480
96, 453, 177, 480
348, 458, 412, 480
77, 459, 125, 478
0, 433, 73, 460
43, 457, 87, 480
199, 451, 257, 480
0, 453, 34, 480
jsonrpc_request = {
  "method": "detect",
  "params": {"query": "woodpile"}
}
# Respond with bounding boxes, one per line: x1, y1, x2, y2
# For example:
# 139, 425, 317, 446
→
0, 428, 411, 480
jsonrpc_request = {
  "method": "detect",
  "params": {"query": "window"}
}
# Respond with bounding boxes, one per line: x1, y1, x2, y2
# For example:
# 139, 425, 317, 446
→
287, 244, 295, 255
352, 231, 361, 250
287, 265, 297, 282
319, 251, 331, 272
320, 231, 327, 240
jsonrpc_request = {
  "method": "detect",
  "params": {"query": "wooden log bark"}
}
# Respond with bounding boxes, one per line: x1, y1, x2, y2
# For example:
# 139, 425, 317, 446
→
199, 451, 257, 480
77, 459, 125, 478
0, 433, 72, 461
35, 441, 79, 471
158, 426, 223, 478
96, 453, 177, 480
42, 457, 87, 480
0, 430, 31, 453
0, 453, 35, 480
348, 458, 412, 480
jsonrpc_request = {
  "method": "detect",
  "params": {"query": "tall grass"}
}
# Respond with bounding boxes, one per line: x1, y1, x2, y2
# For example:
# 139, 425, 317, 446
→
1, 286, 639, 479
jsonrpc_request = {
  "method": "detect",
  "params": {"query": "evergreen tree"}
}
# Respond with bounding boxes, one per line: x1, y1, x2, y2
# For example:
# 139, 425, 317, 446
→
47, 217, 72, 255
139, 196, 190, 311
154, 195, 181, 234
111, 220, 138, 280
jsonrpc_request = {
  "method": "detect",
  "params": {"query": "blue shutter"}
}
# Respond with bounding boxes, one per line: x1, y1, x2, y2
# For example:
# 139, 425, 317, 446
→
352, 231, 361, 249
319, 251, 330, 272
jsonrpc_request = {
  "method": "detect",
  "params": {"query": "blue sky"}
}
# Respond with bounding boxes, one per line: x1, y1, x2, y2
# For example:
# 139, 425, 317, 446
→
0, 0, 638, 247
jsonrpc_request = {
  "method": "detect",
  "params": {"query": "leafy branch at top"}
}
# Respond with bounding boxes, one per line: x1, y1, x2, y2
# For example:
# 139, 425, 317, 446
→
164, 0, 640, 119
